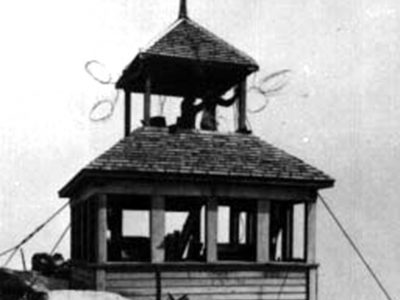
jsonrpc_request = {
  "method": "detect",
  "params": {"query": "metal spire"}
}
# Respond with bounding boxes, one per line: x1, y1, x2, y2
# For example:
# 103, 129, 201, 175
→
178, 0, 188, 19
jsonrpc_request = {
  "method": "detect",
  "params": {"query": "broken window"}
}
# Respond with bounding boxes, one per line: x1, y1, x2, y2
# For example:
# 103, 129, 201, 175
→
107, 195, 151, 262
164, 198, 205, 262
217, 200, 256, 261
269, 202, 305, 262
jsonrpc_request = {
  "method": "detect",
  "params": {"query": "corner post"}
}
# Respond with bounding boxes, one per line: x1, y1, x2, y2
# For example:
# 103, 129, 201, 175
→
79, 203, 84, 260
257, 200, 270, 262
70, 202, 76, 260
124, 89, 131, 137
305, 201, 317, 263
143, 76, 152, 126
237, 79, 247, 132
206, 197, 218, 262
86, 200, 91, 262
151, 195, 165, 263
305, 197, 318, 300
96, 194, 107, 290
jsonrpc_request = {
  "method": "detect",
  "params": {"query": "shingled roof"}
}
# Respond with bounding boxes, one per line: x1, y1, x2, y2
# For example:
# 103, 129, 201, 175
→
116, 17, 259, 95
144, 18, 258, 67
62, 127, 333, 191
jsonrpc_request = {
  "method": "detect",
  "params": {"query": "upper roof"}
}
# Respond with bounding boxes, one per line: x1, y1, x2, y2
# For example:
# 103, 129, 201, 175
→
59, 127, 334, 197
145, 18, 258, 67
116, 17, 259, 96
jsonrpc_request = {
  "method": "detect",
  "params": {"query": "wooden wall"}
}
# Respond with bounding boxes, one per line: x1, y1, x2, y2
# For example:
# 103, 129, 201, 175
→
70, 265, 95, 289
104, 265, 310, 300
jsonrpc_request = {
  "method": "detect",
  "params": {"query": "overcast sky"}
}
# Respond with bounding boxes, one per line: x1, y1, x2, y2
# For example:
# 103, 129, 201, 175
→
0, 0, 399, 299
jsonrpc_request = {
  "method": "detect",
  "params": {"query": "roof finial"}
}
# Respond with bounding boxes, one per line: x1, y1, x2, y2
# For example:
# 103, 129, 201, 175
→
178, 0, 188, 19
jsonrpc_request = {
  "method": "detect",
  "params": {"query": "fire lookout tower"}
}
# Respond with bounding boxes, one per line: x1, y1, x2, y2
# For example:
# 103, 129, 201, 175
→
59, 2, 334, 300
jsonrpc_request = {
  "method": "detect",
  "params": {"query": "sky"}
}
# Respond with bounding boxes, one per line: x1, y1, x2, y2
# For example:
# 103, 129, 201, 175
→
0, 0, 399, 299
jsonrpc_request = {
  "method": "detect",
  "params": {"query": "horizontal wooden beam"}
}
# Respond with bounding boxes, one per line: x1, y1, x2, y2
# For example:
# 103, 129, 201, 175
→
73, 179, 316, 203
76, 261, 319, 273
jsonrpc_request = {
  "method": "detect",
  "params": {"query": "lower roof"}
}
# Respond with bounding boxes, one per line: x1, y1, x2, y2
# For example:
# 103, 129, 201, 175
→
59, 127, 334, 197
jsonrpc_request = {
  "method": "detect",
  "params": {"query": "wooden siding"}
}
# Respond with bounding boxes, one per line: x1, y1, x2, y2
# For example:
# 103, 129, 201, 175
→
70, 265, 95, 289
105, 268, 308, 300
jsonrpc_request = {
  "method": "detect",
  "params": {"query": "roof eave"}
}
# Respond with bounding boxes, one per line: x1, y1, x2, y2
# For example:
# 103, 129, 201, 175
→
59, 169, 334, 199
115, 52, 259, 91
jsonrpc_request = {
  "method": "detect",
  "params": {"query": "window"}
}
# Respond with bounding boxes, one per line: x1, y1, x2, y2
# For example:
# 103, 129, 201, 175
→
107, 196, 151, 262
269, 202, 305, 262
217, 201, 256, 261
164, 198, 205, 262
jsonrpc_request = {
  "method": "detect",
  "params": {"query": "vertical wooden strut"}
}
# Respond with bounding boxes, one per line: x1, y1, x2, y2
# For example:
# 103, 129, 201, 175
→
305, 200, 317, 300
206, 197, 218, 262
86, 200, 91, 261
143, 76, 152, 126
79, 203, 84, 260
96, 194, 107, 290
151, 195, 165, 263
124, 89, 131, 137
305, 201, 317, 263
257, 200, 270, 262
238, 79, 247, 132
70, 203, 75, 260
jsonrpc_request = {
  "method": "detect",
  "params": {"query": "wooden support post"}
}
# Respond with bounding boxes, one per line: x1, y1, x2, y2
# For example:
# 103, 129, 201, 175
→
257, 200, 270, 262
70, 204, 75, 260
230, 208, 240, 244
283, 204, 293, 261
206, 197, 218, 262
308, 268, 318, 300
81, 201, 88, 261
96, 194, 107, 290
246, 211, 255, 245
143, 76, 151, 126
305, 201, 317, 263
86, 200, 91, 262
237, 79, 247, 132
124, 89, 131, 137
79, 203, 84, 260
75, 204, 79, 260
151, 195, 165, 263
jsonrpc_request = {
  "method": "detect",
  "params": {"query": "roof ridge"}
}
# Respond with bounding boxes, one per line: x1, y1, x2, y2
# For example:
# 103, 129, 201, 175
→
142, 18, 185, 53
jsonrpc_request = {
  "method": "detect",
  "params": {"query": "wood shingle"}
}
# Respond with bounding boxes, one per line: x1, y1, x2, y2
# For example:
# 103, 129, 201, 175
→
84, 127, 332, 183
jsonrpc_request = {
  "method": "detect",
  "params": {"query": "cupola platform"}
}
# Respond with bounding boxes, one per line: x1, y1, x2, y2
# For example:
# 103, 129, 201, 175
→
59, 128, 334, 300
